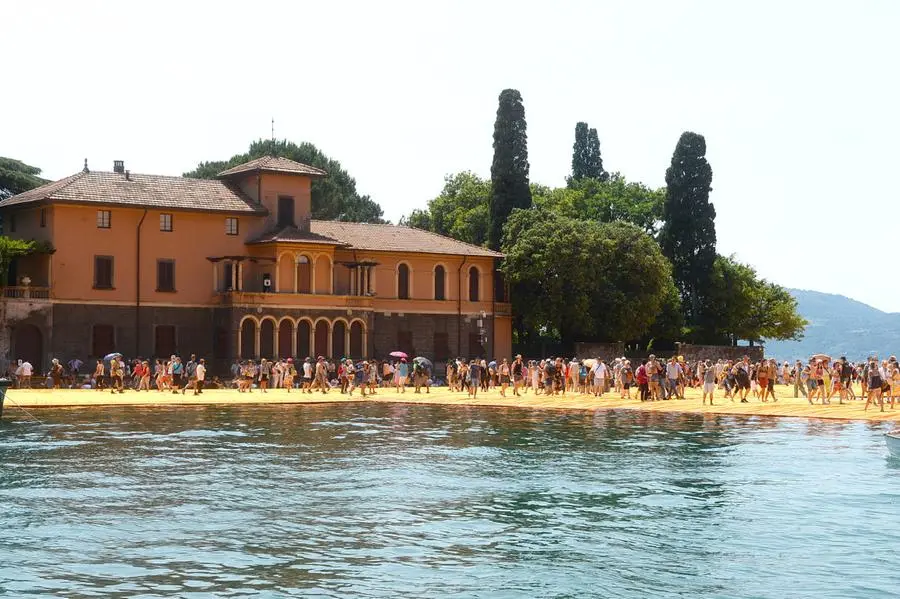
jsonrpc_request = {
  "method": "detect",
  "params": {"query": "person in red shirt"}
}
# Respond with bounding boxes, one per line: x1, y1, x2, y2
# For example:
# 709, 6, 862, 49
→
635, 361, 649, 402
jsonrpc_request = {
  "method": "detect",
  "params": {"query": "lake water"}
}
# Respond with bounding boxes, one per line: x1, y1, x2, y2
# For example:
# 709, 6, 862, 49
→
0, 403, 897, 598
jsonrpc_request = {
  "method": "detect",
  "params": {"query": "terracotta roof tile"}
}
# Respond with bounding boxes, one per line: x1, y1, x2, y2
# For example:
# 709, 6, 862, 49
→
217, 156, 327, 178
310, 220, 503, 258
0, 171, 265, 214
247, 226, 347, 246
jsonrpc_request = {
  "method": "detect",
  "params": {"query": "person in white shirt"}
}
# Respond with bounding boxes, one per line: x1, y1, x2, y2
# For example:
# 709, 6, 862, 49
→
20, 360, 33, 388
194, 359, 206, 395
591, 359, 608, 397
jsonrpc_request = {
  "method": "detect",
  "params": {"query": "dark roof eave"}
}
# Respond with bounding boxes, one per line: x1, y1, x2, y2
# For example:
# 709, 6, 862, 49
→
2, 198, 269, 216
218, 168, 327, 179
246, 238, 348, 247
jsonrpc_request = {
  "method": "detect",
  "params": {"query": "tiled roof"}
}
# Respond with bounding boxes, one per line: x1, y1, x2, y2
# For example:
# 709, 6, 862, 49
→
247, 226, 348, 246
217, 156, 328, 178
310, 221, 503, 258
0, 171, 265, 214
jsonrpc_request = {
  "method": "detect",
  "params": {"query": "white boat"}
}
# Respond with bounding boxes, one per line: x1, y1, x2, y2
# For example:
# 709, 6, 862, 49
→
885, 430, 900, 457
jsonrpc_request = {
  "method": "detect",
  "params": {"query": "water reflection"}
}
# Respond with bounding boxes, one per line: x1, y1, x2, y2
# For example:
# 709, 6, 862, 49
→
0, 404, 898, 598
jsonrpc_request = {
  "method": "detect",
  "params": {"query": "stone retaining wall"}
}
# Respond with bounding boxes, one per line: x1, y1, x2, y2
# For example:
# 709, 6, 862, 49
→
675, 342, 764, 363
574, 342, 626, 360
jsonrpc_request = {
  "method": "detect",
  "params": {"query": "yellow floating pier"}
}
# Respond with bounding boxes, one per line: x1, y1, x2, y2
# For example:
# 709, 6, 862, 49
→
4, 384, 899, 423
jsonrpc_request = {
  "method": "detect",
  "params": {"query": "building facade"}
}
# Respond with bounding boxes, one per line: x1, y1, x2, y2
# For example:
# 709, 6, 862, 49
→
0, 156, 512, 373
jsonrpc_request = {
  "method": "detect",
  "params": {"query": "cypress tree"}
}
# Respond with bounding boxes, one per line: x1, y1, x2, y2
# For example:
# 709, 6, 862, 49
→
586, 127, 607, 181
572, 122, 591, 181
571, 122, 608, 182
489, 89, 531, 251
658, 131, 716, 330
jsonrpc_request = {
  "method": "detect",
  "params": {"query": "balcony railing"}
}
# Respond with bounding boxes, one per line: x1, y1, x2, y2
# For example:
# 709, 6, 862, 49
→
495, 302, 513, 316
3, 286, 50, 300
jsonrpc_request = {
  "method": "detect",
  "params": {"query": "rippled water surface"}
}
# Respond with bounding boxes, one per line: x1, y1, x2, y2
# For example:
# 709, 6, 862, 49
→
1, 403, 898, 598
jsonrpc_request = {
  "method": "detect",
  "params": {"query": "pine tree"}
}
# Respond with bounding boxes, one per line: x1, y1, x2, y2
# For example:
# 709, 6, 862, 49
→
570, 122, 607, 182
489, 89, 531, 251
658, 131, 716, 330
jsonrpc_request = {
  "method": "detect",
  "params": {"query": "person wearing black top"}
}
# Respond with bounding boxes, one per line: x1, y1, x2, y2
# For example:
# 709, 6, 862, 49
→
511, 355, 524, 396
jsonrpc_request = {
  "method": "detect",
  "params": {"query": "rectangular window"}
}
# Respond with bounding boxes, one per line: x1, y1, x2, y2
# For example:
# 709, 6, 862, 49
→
468, 332, 484, 358
9, 214, 16, 233
97, 210, 111, 228
92, 325, 115, 358
155, 325, 176, 358
94, 256, 114, 289
277, 196, 295, 228
157, 260, 175, 292
223, 262, 234, 291
225, 217, 239, 235
434, 332, 451, 362
397, 330, 414, 358
40, 208, 46, 228
160, 213, 173, 232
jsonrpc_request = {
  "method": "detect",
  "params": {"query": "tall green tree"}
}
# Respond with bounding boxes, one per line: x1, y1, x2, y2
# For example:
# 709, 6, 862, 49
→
658, 131, 716, 333
185, 139, 385, 223
570, 122, 607, 182
501, 209, 677, 342
0, 158, 47, 199
488, 89, 531, 251
705, 255, 807, 345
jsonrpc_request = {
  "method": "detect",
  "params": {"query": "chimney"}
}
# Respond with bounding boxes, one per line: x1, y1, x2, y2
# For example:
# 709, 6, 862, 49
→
125, 170, 131, 181
113, 160, 125, 174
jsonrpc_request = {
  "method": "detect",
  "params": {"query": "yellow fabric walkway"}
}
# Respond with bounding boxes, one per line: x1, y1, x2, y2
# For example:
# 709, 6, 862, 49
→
4, 384, 899, 423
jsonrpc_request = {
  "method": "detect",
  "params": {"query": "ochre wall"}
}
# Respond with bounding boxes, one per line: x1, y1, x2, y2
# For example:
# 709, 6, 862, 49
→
49, 204, 249, 304
494, 315, 513, 359
260, 173, 312, 230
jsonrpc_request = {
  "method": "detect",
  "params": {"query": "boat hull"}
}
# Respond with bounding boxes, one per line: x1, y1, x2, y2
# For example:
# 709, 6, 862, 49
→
885, 432, 900, 457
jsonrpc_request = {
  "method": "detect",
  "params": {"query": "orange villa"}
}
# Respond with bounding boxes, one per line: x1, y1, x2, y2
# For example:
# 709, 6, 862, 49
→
0, 156, 512, 374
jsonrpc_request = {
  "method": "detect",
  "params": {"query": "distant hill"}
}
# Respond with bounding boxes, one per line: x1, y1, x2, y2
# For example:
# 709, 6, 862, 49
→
764, 289, 900, 361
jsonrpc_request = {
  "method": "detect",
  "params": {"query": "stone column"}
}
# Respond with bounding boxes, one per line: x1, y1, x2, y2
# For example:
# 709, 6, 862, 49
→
293, 259, 299, 293
327, 324, 333, 358
254, 323, 260, 358
231, 261, 237, 290
212, 262, 218, 292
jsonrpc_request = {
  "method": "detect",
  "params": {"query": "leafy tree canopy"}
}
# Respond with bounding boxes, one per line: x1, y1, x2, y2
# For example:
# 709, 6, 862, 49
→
501, 209, 677, 342
533, 174, 664, 235
184, 139, 385, 223
704, 254, 807, 344
405, 171, 664, 243
402, 171, 490, 246
0, 237, 35, 286
0, 157, 47, 199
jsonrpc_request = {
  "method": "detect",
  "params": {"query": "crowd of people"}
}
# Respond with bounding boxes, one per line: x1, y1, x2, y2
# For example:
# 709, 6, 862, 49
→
7, 351, 900, 412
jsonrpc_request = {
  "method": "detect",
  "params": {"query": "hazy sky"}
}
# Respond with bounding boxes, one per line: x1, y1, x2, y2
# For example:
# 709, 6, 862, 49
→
4, 1, 899, 311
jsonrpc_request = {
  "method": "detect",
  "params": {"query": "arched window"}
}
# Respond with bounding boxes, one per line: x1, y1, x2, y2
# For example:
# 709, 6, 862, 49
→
297, 255, 312, 293
240, 319, 257, 359
468, 266, 480, 302
398, 263, 410, 299
434, 265, 446, 300
332, 320, 347, 359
